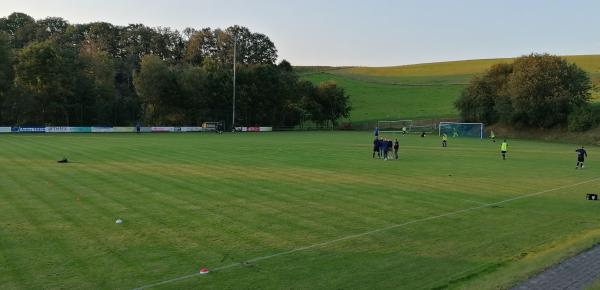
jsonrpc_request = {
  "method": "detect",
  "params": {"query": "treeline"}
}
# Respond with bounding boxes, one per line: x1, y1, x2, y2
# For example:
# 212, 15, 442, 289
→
455, 54, 594, 131
0, 12, 350, 127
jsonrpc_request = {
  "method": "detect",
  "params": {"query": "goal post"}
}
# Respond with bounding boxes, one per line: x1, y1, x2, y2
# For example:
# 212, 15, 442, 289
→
377, 120, 413, 133
438, 122, 484, 139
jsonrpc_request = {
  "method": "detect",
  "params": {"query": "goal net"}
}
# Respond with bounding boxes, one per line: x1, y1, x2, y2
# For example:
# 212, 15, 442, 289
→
438, 122, 484, 139
377, 120, 413, 133
410, 124, 437, 133
202, 121, 224, 132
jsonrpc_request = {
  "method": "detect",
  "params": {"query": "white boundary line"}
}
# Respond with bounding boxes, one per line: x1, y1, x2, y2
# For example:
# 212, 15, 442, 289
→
460, 198, 489, 206
132, 177, 600, 290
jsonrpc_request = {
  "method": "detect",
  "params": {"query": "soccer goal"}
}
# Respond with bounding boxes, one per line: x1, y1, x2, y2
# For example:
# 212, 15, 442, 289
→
202, 121, 224, 132
438, 122, 484, 139
377, 120, 413, 133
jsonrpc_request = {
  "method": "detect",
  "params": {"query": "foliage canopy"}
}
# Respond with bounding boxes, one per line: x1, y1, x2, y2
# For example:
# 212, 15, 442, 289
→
0, 12, 350, 128
455, 54, 592, 130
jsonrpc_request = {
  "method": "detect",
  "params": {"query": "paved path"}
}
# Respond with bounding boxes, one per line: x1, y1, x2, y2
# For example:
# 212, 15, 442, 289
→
513, 244, 600, 290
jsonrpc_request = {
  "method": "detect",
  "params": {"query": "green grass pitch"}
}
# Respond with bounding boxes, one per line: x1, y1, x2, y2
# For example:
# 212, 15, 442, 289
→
1, 132, 600, 289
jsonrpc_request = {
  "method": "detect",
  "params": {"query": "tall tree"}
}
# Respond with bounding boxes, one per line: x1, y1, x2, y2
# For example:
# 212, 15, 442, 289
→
455, 63, 512, 124
134, 54, 180, 124
34, 17, 69, 43
14, 40, 74, 125
455, 54, 592, 129
76, 22, 121, 57
184, 28, 216, 65
185, 26, 278, 67
0, 12, 36, 48
0, 32, 13, 122
151, 27, 184, 63
225, 25, 277, 65
0, 32, 12, 93
303, 81, 351, 127
79, 42, 117, 125
176, 65, 208, 125
506, 54, 591, 128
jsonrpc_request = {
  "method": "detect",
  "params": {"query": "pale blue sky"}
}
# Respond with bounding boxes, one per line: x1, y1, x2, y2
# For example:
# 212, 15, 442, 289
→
2, 0, 599, 66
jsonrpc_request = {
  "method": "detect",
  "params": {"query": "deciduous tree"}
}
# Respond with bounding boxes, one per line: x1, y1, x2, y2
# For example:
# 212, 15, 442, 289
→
456, 54, 592, 129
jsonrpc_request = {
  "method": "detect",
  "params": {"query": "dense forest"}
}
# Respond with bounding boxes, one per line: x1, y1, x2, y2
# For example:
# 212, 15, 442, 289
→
0, 12, 351, 128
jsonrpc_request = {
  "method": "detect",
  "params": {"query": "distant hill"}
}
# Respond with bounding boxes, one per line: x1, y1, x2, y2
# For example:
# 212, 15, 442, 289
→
298, 55, 600, 124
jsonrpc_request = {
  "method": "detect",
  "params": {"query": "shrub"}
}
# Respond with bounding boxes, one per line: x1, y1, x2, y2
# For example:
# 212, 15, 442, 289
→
568, 105, 595, 132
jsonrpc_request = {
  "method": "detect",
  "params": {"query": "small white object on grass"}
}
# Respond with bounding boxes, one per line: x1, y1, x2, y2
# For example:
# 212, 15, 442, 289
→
115, 219, 123, 224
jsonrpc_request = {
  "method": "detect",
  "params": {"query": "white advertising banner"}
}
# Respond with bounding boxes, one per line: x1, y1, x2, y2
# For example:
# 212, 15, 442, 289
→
180, 127, 204, 132
92, 127, 114, 133
0, 127, 11, 133
151, 127, 174, 132
13, 127, 46, 133
113, 127, 135, 132
235, 127, 272, 132
45, 126, 72, 133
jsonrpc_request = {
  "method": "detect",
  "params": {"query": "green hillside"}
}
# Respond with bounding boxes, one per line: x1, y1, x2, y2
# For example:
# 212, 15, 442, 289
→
300, 55, 600, 124
306, 73, 463, 124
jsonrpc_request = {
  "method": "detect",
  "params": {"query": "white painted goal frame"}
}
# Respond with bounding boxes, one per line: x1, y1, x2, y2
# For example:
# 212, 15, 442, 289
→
438, 122, 484, 139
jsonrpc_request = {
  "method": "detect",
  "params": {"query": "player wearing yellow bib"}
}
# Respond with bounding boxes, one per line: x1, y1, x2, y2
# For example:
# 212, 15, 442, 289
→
441, 134, 448, 147
501, 140, 508, 160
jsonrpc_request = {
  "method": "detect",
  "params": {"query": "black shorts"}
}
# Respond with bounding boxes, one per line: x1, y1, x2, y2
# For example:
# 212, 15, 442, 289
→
578, 157, 585, 162
373, 147, 379, 152
501, 150, 507, 154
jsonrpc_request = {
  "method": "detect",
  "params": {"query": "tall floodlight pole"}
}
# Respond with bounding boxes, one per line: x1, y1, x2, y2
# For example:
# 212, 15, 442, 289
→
232, 36, 237, 132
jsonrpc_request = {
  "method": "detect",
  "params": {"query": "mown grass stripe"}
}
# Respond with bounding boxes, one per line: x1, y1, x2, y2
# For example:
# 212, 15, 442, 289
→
1, 142, 100, 288
133, 176, 600, 289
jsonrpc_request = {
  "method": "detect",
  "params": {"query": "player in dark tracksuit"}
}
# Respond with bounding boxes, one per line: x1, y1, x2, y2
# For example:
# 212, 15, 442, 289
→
576, 146, 588, 169
393, 139, 399, 159
382, 139, 389, 160
373, 138, 380, 158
